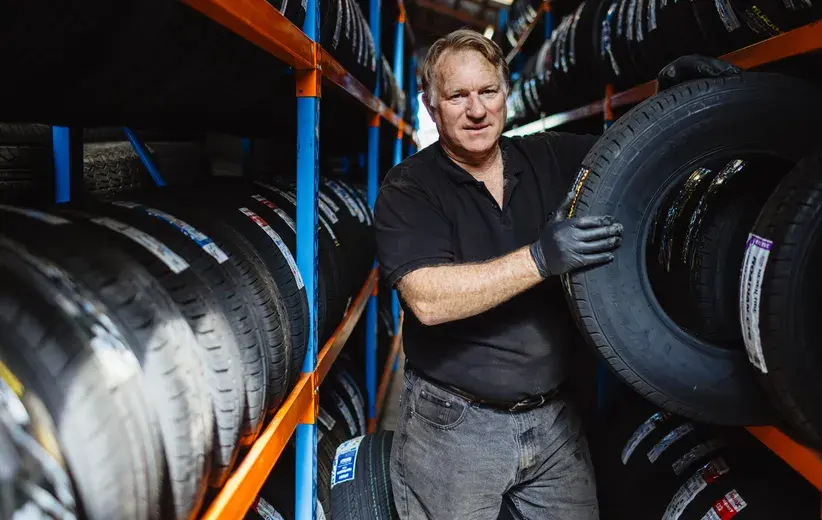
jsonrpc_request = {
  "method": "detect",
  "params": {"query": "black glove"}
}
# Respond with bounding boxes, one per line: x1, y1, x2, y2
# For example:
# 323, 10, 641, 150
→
529, 190, 623, 278
657, 55, 741, 92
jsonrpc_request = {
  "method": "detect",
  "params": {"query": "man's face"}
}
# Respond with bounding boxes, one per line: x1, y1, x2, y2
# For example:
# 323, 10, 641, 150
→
429, 49, 506, 158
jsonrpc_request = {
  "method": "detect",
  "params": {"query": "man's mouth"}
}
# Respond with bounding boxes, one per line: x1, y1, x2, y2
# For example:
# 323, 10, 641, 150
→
464, 124, 490, 131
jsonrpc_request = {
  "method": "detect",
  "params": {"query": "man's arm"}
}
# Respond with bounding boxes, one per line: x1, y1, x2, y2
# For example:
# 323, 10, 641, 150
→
397, 246, 542, 326
397, 190, 622, 326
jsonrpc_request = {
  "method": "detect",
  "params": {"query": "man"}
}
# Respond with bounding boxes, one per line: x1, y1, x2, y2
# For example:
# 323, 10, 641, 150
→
374, 29, 622, 519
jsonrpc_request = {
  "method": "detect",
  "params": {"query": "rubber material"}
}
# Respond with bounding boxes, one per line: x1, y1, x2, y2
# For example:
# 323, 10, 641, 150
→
0, 208, 214, 519
329, 432, 397, 520
0, 245, 159, 520
565, 72, 822, 425
746, 146, 822, 449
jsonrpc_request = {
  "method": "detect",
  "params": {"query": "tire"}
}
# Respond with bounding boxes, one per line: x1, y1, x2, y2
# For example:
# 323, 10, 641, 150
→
81, 200, 256, 483
0, 241, 160, 520
164, 181, 310, 393
329, 432, 397, 520
61, 204, 246, 487
83, 142, 156, 196
742, 146, 822, 449
592, 394, 820, 519
0, 207, 214, 519
115, 194, 293, 435
565, 72, 822, 425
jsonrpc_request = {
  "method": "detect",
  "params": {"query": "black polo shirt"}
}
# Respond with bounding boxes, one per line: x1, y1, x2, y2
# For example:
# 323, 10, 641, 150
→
374, 132, 598, 402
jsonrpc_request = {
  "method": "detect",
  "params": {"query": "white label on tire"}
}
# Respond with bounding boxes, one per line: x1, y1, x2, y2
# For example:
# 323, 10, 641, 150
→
739, 234, 772, 373
318, 191, 340, 213
253, 496, 285, 520
144, 208, 228, 264
622, 411, 668, 464
672, 438, 725, 476
254, 182, 340, 244
318, 198, 340, 225
331, 436, 364, 488
91, 217, 189, 274
663, 458, 730, 520
238, 208, 304, 290
113, 202, 229, 265
648, 423, 694, 463
255, 181, 297, 206
700, 490, 747, 520
324, 180, 364, 223
0, 205, 70, 225
318, 407, 336, 431
337, 373, 366, 435
251, 195, 296, 233
317, 501, 327, 520
332, 391, 358, 437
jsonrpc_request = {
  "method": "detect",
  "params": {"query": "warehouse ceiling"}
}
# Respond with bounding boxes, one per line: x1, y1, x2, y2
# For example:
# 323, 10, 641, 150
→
407, 0, 504, 50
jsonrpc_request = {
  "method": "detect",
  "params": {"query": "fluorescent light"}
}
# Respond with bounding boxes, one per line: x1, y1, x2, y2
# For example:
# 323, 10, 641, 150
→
483, 25, 495, 39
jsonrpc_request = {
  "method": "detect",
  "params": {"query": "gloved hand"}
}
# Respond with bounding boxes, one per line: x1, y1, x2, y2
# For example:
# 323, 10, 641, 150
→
529, 190, 623, 278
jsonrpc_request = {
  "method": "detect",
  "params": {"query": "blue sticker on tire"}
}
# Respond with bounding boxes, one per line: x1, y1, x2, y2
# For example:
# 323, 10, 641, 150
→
331, 436, 364, 488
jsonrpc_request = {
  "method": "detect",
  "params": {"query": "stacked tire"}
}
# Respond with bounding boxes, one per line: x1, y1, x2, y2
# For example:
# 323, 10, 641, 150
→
504, 0, 822, 129
0, 175, 374, 519
320, 0, 379, 92
740, 145, 822, 450
0, 124, 208, 204
561, 70, 822, 429
246, 362, 370, 520
592, 394, 820, 519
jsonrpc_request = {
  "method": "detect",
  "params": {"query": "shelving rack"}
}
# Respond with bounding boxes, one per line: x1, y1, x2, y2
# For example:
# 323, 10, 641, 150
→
48, 0, 417, 517
503, 18, 822, 494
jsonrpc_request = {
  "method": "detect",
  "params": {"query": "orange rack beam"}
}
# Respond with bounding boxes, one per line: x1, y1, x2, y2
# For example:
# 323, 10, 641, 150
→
504, 20, 822, 136
505, 1, 550, 64
200, 269, 378, 520
746, 427, 822, 491
184, 0, 411, 135
375, 315, 404, 423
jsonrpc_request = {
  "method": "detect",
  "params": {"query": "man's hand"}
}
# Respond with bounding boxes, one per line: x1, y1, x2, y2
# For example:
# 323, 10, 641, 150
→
529, 190, 623, 278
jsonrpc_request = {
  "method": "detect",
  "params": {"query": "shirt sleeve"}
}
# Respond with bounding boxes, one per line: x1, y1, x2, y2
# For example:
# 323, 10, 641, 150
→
374, 172, 455, 288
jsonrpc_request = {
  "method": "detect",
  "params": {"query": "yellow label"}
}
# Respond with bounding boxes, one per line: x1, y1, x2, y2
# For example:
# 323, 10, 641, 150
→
0, 361, 24, 396
568, 167, 591, 218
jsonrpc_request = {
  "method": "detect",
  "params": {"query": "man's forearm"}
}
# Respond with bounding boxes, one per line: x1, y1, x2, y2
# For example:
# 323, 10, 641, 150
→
397, 246, 544, 326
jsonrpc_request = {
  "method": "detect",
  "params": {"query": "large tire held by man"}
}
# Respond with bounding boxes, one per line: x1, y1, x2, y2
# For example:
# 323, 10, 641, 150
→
564, 72, 822, 425
742, 146, 822, 449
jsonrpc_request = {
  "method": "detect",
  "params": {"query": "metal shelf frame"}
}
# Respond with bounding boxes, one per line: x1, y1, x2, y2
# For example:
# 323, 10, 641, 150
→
48, 0, 418, 518
503, 19, 822, 492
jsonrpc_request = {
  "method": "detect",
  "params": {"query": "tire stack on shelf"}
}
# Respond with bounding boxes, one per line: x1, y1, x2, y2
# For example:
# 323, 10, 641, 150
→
560, 69, 822, 454
0, 124, 209, 204
503, 0, 822, 130
0, 172, 375, 519
499, 0, 545, 57
321, 0, 379, 92
246, 358, 370, 520
591, 392, 821, 519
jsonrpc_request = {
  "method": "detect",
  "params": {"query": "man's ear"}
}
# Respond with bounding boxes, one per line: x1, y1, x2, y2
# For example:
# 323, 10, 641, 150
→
422, 93, 436, 121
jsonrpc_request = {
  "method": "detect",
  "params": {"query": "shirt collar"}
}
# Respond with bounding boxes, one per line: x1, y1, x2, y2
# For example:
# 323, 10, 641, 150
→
434, 136, 526, 185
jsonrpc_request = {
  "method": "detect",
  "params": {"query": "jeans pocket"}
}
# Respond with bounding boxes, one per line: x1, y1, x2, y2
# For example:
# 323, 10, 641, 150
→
412, 384, 468, 430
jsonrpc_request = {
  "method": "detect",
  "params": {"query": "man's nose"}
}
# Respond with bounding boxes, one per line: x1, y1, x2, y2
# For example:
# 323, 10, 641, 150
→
465, 93, 487, 118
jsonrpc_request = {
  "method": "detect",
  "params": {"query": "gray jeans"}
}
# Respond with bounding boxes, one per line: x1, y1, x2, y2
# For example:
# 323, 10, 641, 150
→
390, 367, 599, 520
